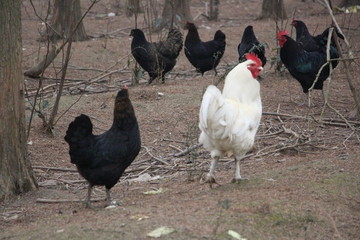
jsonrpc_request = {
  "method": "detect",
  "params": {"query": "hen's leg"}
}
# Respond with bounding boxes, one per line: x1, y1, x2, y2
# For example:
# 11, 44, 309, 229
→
106, 188, 112, 206
202, 156, 219, 188
105, 188, 119, 207
232, 157, 247, 183
148, 76, 155, 84
85, 184, 92, 208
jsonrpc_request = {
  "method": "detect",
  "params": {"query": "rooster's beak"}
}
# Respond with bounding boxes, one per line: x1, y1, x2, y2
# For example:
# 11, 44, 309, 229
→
258, 67, 263, 72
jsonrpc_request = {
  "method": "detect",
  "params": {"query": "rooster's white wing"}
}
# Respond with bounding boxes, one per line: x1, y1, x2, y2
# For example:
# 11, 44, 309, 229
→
199, 85, 234, 140
199, 85, 261, 142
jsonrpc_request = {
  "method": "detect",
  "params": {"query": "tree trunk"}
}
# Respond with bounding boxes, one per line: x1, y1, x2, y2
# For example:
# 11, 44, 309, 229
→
0, 0, 38, 202
208, 0, 220, 21
126, 0, 142, 17
42, 0, 88, 42
156, 0, 193, 30
259, 0, 287, 20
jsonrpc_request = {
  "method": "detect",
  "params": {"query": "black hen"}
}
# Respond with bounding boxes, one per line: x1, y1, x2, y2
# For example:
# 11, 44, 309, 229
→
291, 20, 343, 68
291, 20, 319, 51
64, 86, 141, 207
184, 22, 226, 75
130, 28, 183, 84
238, 25, 266, 67
278, 30, 330, 93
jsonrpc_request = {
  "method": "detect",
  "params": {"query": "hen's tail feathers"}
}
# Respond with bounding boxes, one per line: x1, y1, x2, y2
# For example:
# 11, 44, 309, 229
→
214, 30, 226, 42
64, 114, 93, 144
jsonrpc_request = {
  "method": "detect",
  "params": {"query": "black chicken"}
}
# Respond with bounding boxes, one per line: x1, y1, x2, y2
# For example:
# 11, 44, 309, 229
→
238, 25, 266, 67
291, 20, 343, 68
291, 20, 319, 52
184, 22, 226, 75
130, 28, 183, 84
277, 30, 330, 93
64, 86, 141, 207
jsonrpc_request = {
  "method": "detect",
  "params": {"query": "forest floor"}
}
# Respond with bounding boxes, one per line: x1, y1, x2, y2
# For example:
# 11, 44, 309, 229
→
1, 0, 360, 239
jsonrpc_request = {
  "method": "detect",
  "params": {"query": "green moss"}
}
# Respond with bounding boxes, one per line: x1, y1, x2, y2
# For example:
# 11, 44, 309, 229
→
310, 172, 359, 198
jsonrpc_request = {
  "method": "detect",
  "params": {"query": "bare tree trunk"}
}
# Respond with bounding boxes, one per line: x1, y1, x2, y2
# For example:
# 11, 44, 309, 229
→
42, 0, 88, 42
126, 0, 142, 17
208, 0, 219, 21
0, 0, 37, 202
156, 0, 193, 30
259, 0, 287, 20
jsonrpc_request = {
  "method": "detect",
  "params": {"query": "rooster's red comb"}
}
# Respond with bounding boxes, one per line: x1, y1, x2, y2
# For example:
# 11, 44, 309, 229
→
245, 53, 262, 67
277, 30, 289, 39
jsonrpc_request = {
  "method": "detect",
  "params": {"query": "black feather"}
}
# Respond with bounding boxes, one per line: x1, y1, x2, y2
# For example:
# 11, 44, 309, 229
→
292, 20, 342, 68
279, 35, 330, 93
184, 22, 226, 75
64, 88, 141, 192
237, 25, 267, 67
130, 28, 183, 84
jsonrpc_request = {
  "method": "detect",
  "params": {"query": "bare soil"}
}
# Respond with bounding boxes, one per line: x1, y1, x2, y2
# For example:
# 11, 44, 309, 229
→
1, 0, 360, 239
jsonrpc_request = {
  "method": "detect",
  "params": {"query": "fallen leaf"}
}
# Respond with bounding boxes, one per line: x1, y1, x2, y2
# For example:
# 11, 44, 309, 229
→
129, 173, 161, 182
105, 205, 117, 209
143, 188, 165, 195
130, 214, 149, 221
147, 226, 176, 238
228, 230, 247, 240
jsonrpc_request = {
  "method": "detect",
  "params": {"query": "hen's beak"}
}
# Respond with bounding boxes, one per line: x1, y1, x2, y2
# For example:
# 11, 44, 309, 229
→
258, 66, 263, 72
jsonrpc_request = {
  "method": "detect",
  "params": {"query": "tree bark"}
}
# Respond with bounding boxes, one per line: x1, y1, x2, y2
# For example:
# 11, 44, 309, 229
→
0, 0, 37, 202
126, 0, 142, 17
156, 0, 193, 30
259, 0, 287, 20
208, 0, 220, 21
42, 0, 88, 42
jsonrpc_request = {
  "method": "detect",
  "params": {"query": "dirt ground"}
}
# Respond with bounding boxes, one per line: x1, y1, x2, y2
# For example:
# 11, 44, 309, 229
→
1, 0, 360, 239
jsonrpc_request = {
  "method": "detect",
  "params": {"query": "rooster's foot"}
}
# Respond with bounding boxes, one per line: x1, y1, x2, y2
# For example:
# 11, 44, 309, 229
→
200, 174, 220, 188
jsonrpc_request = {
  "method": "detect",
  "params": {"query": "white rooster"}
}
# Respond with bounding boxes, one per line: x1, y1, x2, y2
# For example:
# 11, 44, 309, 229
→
199, 53, 263, 186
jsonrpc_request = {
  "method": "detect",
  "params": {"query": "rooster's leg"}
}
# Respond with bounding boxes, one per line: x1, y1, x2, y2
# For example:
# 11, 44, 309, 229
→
202, 156, 219, 188
85, 184, 92, 208
232, 157, 247, 183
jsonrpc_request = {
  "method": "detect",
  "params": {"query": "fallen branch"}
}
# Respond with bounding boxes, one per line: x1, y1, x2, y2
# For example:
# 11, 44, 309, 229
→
24, 44, 57, 78
172, 143, 203, 157
263, 111, 360, 127
36, 198, 105, 204
143, 146, 170, 165
33, 166, 78, 172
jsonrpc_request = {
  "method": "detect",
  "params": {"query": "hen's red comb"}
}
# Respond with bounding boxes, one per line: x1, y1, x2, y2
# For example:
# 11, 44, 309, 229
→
277, 30, 289, 39
245, 53, 262, 67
